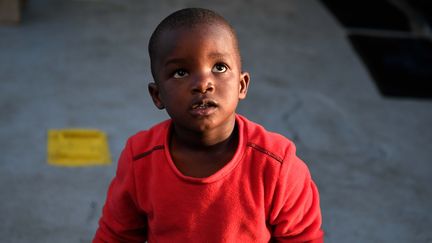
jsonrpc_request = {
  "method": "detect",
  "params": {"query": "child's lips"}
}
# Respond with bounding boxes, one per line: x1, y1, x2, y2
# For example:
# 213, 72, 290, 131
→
190, 99, 218, 116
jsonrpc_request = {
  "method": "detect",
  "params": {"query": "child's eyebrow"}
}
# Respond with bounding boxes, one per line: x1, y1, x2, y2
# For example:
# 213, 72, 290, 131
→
207, 52, 229, 60
163, 52, 231, 67
164, 58, 187, 67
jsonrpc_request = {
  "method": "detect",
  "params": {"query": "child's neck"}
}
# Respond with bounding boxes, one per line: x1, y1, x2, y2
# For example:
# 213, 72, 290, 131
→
171, 120, 235, 150
169, 120, 239, 178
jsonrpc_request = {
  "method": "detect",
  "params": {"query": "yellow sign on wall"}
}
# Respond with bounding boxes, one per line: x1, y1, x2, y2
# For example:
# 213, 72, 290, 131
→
47, 129, 111, 167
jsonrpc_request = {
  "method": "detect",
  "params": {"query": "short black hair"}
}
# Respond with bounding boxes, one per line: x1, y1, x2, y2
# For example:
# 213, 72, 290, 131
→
148, 8, 240, 80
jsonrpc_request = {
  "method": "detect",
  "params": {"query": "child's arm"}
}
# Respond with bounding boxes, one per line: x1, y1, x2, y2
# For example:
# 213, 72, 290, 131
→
93, 139, 147, 243
269, 146, 324, 243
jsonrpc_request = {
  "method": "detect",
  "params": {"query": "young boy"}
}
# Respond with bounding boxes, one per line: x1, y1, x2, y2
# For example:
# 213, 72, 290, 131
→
94, 8, 324, 242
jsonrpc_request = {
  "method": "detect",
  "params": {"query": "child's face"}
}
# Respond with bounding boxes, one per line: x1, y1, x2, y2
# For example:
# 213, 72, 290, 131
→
149, 23, 249, 134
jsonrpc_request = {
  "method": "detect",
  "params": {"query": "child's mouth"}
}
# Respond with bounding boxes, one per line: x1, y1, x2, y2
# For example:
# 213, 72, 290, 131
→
190, 99, 217, 116
192, 103, 213, 109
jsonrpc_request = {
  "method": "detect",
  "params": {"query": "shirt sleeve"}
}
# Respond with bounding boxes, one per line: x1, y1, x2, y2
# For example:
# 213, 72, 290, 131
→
93, 139, 147, 243
269, 144, 324, 243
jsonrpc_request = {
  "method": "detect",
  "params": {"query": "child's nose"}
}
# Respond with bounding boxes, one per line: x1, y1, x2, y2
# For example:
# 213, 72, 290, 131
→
191, 73, 214, 94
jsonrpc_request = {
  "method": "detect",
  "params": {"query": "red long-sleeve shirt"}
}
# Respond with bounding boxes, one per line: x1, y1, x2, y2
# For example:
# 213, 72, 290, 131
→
94, 114, 324, 242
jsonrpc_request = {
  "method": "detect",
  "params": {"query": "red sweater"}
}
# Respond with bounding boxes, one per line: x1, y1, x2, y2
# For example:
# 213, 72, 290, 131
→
94, 115, 324, 242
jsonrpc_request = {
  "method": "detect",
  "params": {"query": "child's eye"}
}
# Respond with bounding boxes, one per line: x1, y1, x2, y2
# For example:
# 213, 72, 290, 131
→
173, 69, 188, 78
212, 64, 227, 73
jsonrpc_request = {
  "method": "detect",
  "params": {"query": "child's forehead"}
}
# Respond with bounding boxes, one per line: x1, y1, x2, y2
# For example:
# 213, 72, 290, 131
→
162, 22, 233, 41
156, 23, 238, 56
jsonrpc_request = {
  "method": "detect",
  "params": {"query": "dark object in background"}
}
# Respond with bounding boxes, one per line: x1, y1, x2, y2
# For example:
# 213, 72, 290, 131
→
320, 0, 432, 99
349, 35, 432, 98
320, 0, 411, 31
0, 0, 26, 24
409, 0, 432, 29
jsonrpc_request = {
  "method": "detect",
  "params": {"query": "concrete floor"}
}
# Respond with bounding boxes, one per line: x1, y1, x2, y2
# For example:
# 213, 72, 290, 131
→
1, 0, 431, 242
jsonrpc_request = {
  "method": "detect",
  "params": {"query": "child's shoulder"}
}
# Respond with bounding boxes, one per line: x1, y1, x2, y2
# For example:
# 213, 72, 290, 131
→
126, 119, 171, 160
238, 115, 296, 164
240, 115, 310, 180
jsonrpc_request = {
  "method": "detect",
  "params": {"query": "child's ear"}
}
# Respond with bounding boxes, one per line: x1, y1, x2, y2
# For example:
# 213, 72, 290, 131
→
239, 72, 250, 100
148, 82, 165, 109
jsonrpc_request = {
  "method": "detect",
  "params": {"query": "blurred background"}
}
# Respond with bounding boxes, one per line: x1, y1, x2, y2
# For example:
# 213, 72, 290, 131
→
1, 0, 431, 242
